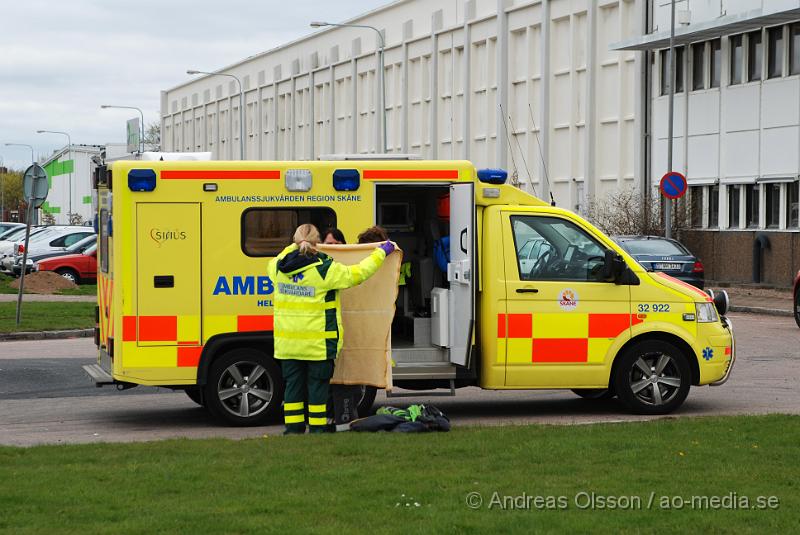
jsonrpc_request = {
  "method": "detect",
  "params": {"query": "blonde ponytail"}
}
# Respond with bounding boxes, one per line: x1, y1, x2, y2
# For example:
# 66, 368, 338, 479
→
293, 223, 320, 257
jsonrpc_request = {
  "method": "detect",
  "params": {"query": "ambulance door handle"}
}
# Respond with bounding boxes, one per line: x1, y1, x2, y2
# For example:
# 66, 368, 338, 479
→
154, 275, 174, 288
516, 288, 539, 294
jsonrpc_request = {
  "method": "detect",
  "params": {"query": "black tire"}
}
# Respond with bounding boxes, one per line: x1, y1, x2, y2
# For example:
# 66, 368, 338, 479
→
55, 268, 79, 284
794, 289, 800, 329
184, 387, 204, 406
203, 348, 284, 426
571, 388, 615, 400
613, 340, 691, 415
356, 385, 378, 416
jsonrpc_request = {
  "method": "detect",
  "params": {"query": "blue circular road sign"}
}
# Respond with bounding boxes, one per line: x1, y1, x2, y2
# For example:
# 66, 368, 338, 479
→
660, 171, 687, 200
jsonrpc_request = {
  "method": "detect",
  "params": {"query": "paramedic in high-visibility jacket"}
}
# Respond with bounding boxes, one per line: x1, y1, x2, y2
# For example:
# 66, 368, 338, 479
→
268, 223, 396, 434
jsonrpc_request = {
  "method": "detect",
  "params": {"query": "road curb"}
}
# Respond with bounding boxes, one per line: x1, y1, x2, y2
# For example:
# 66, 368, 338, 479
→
0, 328, 94, 341
729, 305, 793, 318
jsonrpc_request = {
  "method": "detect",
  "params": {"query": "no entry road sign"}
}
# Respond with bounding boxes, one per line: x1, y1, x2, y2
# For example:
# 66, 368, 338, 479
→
660, 171, 687, 200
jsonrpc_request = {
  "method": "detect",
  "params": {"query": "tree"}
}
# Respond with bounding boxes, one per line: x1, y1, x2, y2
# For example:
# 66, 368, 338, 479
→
586, 188, 691, 237
143, 121, 161, 151
0, 170, 24, 221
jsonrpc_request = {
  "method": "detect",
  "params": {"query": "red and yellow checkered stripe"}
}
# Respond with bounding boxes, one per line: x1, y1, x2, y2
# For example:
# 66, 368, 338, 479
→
498, 313, 642, 364
121, 314, 274, 368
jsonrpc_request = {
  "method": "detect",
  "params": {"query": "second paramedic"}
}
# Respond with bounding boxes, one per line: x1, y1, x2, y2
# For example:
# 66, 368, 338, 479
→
268, 223, 396, 434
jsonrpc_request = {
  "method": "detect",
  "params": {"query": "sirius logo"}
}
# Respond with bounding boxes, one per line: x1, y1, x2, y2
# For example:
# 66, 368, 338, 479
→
150, 228, 187, 247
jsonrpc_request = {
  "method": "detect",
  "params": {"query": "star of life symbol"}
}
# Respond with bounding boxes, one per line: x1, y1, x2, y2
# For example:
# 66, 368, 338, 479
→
702, 347, 714, 361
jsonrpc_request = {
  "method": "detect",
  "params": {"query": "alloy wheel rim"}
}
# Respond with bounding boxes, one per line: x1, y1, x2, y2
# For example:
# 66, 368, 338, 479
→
628, 352, 682, 406
217, 361, 273, 418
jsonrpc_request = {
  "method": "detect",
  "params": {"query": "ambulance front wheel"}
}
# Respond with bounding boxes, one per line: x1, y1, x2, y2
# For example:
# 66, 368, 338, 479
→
613, 340, 691, 415
204, 349, 283, 426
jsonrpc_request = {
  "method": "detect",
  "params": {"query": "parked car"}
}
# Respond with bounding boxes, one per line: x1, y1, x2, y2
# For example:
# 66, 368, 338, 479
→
0, 222, 24, 236
0, 226, 94, 259
794, 269, 800, 328
2, 235, 97, 275
34, 243, 97, 284
612, 235, 705, 289
0, 226, 49, 255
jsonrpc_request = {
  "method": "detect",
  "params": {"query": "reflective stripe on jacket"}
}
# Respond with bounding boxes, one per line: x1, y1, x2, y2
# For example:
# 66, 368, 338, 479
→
267, 244, 387, 361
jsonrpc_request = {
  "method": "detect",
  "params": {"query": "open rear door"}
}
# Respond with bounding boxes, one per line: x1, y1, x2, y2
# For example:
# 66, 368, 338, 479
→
448, 183, 474, 366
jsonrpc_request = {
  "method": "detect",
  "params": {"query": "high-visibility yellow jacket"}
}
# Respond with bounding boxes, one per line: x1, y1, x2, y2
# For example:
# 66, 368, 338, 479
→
267, 244, 387, 361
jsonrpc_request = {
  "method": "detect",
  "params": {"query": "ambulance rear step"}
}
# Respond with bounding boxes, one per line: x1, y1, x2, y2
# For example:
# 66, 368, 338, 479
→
82, 364, 115, 387
387, 379, 456, 398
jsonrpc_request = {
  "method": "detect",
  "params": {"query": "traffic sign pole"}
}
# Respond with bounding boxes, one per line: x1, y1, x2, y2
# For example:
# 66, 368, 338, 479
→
15, 202, 35, 324
16, 163, 49, 325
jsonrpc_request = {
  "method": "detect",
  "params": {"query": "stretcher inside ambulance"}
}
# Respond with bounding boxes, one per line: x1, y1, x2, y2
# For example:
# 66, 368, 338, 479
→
84, 156, 735, 426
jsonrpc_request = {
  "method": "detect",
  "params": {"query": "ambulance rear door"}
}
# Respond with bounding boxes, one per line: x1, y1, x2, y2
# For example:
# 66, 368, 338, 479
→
448, 183, 475, 367
136, 203, 202, 347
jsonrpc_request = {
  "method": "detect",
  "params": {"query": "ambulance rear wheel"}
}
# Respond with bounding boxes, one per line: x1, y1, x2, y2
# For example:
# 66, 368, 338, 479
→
356, 385, 378, 416
204, 349, 283, 426
571, 388, 615, 400
614, 340, 690, 415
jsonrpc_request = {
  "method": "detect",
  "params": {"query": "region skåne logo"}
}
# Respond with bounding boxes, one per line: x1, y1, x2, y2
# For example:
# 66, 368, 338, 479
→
150, 228, 187, 247
559, 288, 578, 311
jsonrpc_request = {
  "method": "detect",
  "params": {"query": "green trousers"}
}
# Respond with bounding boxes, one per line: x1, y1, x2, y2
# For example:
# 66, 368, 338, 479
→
280, 359, 334, 434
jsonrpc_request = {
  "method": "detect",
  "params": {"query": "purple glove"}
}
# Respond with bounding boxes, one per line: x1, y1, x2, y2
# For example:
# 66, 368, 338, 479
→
379, 241, 395, 255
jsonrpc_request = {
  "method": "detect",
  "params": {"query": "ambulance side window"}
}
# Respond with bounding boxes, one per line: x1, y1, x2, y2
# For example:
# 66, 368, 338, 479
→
242, 208, 337, 257
511, 215, 608, 282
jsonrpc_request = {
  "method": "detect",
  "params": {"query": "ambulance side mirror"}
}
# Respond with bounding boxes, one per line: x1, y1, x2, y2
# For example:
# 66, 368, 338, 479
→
601, 250, 626, 283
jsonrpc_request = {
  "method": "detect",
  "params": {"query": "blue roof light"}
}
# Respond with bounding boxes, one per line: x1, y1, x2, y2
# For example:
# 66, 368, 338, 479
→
477, 168, 507, 184
333, 169, 360, 191
128, 169, 157, 192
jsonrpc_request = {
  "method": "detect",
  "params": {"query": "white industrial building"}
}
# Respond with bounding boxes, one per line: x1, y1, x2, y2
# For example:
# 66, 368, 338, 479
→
160, 0, 800, 285
40, 143, 128, 225
615, 1, 800, 285
161, 0, 642, 214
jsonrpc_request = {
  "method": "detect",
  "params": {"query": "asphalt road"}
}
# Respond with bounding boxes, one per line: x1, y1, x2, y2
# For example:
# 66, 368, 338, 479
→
0, 313, 797, 446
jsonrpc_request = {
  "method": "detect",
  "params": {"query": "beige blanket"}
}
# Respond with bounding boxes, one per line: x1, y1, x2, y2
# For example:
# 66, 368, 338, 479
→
318, 243, 401, 389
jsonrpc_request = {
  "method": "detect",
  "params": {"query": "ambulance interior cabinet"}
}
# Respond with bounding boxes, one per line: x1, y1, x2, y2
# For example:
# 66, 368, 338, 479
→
431, 288, 449, 347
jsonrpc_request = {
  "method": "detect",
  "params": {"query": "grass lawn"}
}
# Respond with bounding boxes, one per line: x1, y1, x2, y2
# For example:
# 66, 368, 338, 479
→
0, 302, 94, 332
0, 415, 797, 533
0, 274, 96, 296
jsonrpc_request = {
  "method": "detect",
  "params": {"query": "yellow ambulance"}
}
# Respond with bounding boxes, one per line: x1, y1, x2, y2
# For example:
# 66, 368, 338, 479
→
84, 156, 735, 426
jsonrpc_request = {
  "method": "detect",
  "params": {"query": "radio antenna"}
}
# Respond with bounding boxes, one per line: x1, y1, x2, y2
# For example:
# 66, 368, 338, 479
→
499, 104, 520, 187
528, 103, 555, 206
506, 112, 536, 196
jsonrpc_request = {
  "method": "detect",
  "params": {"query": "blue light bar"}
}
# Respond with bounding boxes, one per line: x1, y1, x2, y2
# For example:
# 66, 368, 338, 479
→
333, 169, 360, 191
477, 168, 508, 184
128, 169, 157, 192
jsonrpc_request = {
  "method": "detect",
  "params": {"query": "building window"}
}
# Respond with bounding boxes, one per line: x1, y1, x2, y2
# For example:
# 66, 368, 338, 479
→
767, 26, 784, 79
787, 181, 799, 228
692, 42, 705, 90
241, 208, 337, 257
791, 22, 800, 75
675, 46, 685, 92
730, 34, 743, 84
745, 184, 760, 228
690, 186, 703, 228
728, 185, 740, 228
710, 39, 722, 88
709, 185, 719, 228
748, 30, 763, 82
765, 183, 780, 228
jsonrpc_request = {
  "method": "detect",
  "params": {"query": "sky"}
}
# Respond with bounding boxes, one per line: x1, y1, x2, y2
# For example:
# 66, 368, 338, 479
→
0, 0, 384, 171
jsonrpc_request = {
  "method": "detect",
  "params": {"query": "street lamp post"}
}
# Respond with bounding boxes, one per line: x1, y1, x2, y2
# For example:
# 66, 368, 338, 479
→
187, 70, 246, 160
101, 105, 145, 153
37, 130, 72, 220
4, 142, 34, 164
665, 0, 676, 239
311, 21, 387, 154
